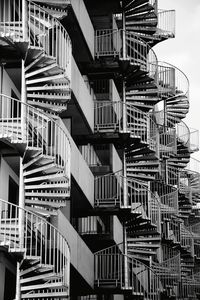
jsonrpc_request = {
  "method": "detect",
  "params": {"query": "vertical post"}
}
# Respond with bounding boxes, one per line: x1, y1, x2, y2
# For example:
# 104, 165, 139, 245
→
22, 0, 28, 41
15, 58, 27, 300
123, 224, 128, 289
15, 262, 21, 300
122, 4, 126, 60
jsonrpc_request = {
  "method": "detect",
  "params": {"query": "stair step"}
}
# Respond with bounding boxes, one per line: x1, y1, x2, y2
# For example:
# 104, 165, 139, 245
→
24, 172, 66, 183
26, 83, 69, 92
25, 182, 68, 190
23, 162, 58, 176
20, 272, 62, 284
26, 73, 66, 85
21, 291, 68, 299
20, 263, 53, 276
25, 63, 58, 78
25, 199, 66, 208
27, 92, 70, 100
21, 281, 65, 291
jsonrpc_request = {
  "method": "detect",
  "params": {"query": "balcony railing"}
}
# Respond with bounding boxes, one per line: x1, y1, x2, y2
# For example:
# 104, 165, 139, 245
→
95, 29, 158, 77
0, 94, 71, 186
95, 172, 160, 231
94, 244, 161, 299
0, 198, 70, 293
0, 0, 72, 80
94, 101, 158, 151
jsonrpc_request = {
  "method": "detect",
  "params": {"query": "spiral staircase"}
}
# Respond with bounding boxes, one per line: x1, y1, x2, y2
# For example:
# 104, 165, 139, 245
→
0, 0, 71, 298
0, 198, 70, 299
94, 244, 161, 299
123, 0, 175, 46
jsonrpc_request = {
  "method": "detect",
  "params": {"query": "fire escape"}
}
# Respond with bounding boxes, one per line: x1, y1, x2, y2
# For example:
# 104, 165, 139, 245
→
0, 0, 71, 298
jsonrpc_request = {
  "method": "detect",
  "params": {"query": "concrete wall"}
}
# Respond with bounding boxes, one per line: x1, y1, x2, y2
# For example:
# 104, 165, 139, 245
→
112, 216, 123, 245
0, 252, 16, 300
0, 157, 19, 201
59, 120, 94, 208
0, 68, 20, 99
71, 0, 94, 58
56, 210, 94, 288
111, 145, 122, 173
71, 57, 94, 132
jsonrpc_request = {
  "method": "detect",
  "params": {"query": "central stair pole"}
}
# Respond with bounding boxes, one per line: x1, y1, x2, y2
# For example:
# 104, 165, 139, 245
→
15, 58, 27, 300
122, 2, 129, 290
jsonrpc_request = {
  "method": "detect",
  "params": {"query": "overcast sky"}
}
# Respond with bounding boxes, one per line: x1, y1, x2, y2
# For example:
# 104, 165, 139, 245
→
154, 0, 200, 159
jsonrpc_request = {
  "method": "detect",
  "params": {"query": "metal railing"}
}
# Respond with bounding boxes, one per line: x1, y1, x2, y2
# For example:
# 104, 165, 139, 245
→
157, 9, 175, 39
94, 244, 161, 299
157, 62, 189, 119
180, 224, 194, 255
152, 254, 181, 292
0, 197, 70, 289
76, 216, 110, 235
94, 101, 158, 150
0, 94, 71, 183
95, 172, 160, 231
0, 0, 72, 80
95, 29, 158, 77
189, 128, 199, 152
151, 181, 178, 219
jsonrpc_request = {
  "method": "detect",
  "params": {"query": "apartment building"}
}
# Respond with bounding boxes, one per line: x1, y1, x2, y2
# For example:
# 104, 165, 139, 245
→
0, 0, 200, 299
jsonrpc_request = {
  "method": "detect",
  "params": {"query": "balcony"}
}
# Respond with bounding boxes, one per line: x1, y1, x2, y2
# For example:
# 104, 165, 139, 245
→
0, 94, 71, 216
95, 29, 157, 77
94, 101, 158, 151
75, 215, 123, 252
0, 197, 70, 298
94, 172, 160, 232
94, 244, 160, 298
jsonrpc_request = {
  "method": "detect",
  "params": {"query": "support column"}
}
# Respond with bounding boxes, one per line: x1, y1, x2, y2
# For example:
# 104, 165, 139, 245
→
122, 2, 126, 60
22, 0, 28, 41
123, 224, 128, 289
15, 56, 27, 300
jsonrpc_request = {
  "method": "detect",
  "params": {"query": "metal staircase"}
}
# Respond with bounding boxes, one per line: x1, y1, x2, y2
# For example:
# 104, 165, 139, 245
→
123, 0, 175, 45
94, 172, 160, 230
0, 198, 70, 299
94, 244, 161, 299
0, 0, 71, 298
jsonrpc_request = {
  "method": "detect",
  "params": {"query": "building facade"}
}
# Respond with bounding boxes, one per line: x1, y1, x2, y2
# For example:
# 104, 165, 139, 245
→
0, 0, 200, 299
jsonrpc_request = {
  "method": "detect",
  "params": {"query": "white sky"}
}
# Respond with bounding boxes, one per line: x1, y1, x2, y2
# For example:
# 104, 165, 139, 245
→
154, 0, 200, 159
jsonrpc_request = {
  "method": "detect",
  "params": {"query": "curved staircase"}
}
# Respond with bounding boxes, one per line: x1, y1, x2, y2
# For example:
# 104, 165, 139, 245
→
123, 0, 175, 45
94, 244, 161, 299
0, 198, 70, 299
0, 1, 71, 298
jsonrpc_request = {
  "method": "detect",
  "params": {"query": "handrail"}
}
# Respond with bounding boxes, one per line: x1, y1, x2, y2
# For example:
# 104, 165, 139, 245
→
0, 0, 72, 80
0, 93, 71, 183
0, 197, 70, 288
95, 29, 158, 78
95, 172, 161, 231
94, 244, 161, 299
94, 101, 158, 151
